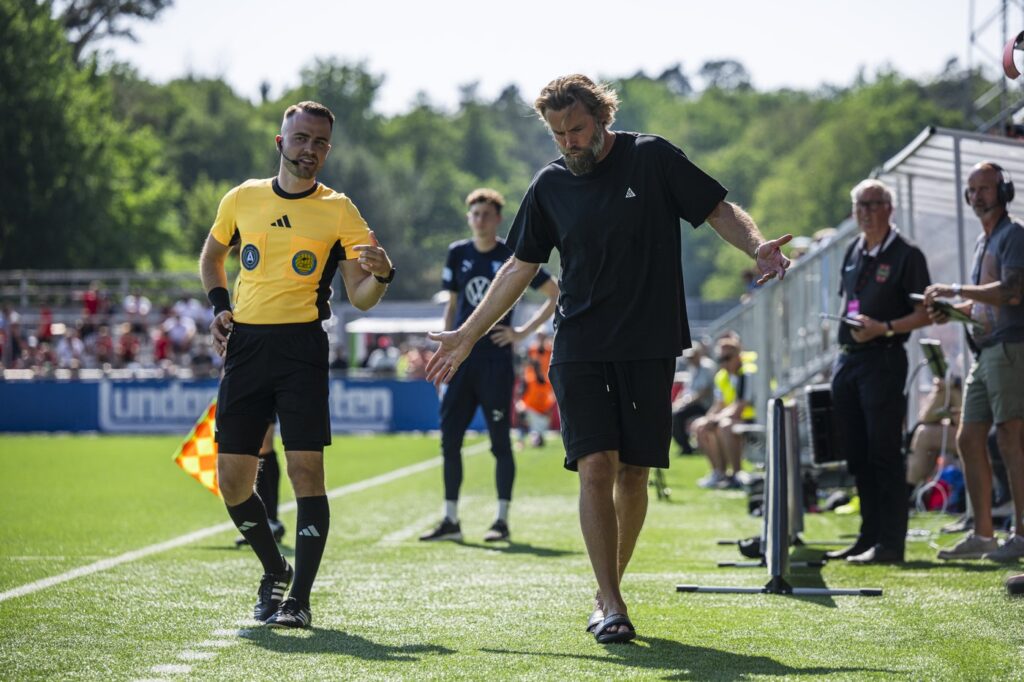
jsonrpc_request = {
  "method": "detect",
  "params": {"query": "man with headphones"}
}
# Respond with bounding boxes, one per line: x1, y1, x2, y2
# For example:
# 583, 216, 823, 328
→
926, 161, 1024, 562
827, 178, 932, 565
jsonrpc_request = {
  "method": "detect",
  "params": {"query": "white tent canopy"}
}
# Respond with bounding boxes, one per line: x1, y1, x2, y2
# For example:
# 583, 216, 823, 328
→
875, 127, 1024, 382
876, 126, 1024, 282
345, 317, 444, 334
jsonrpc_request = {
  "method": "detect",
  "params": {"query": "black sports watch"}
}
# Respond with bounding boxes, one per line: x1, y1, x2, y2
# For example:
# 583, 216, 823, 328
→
374, 267, 396, 284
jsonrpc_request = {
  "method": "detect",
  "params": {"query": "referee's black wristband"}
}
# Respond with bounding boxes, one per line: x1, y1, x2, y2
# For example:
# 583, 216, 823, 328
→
208, 287, 232, 315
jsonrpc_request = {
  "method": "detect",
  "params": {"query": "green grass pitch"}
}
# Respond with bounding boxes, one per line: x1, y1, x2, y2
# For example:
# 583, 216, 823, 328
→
1, 433, 1022, 680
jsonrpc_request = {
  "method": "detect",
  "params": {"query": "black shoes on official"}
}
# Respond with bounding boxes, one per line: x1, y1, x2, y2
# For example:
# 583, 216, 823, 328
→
846, 544, 904, 565
419, 518, 463, 542
825, 541, 872, 561
254, 559, 293, 623
236, 519, 286, 548
483, 519, 510, 543
266, 597, 312, 629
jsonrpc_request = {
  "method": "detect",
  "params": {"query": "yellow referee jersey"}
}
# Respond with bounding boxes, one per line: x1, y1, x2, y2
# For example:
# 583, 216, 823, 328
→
210, 178, 371, 324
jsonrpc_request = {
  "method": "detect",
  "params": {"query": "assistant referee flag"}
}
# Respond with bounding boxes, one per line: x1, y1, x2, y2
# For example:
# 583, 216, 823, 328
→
173, 398, 220, 497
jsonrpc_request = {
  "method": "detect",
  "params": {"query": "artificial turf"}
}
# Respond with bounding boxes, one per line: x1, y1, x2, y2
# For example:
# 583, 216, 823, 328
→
0, 434, 1021, 680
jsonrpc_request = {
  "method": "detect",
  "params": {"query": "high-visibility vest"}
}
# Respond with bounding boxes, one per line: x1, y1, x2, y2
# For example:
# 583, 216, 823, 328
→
714, 366, 756, 421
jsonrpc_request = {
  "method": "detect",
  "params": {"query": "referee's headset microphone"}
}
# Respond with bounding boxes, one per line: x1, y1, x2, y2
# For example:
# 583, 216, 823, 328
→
277, 140, 303, 166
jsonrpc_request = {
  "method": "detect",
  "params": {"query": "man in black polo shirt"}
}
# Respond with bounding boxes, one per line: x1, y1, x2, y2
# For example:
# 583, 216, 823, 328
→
425, 74, 790, 643
827, 179, 931, 565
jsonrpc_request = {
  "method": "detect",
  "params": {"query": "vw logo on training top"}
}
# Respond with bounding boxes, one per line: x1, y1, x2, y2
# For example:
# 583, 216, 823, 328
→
465, 276, 491, 306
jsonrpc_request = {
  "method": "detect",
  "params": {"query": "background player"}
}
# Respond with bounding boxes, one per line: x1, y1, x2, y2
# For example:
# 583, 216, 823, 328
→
420, 188, 558, 543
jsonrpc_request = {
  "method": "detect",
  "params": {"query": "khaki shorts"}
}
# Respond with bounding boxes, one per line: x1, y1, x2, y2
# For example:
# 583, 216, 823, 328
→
962, 342, 1024, 424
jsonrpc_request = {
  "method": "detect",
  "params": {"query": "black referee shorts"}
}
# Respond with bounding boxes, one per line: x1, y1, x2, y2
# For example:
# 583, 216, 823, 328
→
215, 321, 331, 455
549, 358, 675, 471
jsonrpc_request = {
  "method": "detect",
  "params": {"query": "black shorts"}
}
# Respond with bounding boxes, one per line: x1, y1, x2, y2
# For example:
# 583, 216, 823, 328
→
549, 358, 675, 471
215, 321, 331, 455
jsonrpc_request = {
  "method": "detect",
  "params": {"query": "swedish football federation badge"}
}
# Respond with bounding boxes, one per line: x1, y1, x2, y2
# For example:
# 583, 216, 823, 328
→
292, 250, 317, 275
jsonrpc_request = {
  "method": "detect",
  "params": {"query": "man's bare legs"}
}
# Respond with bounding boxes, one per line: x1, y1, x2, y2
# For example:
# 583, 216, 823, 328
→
719, 417, 743, 477
578, 451, 650, 635
959, 422, 994, 536
996, 419, 1024, 532
693, 417, 726, 477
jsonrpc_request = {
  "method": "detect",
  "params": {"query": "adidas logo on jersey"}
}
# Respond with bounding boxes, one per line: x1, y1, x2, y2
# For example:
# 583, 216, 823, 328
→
298, 525, 321, 537
625, 187, 637, 199
271, 214, 292, 228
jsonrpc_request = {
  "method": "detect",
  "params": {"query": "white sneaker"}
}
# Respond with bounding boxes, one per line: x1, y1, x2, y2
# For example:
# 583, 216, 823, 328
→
697, 471, 726, 489
937, 532, 999, 560
984, 534, 1024, 562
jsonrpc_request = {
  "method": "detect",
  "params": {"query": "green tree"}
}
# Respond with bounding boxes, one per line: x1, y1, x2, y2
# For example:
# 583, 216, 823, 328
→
53, 0, 173, 63
0, 0, 179, 269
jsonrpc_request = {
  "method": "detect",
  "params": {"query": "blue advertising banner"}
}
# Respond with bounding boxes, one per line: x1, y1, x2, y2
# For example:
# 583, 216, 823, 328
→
0, 379, 482, 434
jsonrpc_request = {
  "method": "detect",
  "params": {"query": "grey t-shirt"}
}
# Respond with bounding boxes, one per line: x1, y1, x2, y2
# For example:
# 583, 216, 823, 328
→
685, 357, 716, 409
970, 214, 1024, 348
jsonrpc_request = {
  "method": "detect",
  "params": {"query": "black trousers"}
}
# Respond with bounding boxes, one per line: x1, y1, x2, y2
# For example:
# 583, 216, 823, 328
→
672, 403, 708, 453
440, 355, 515, 501
831, 344, 908, 551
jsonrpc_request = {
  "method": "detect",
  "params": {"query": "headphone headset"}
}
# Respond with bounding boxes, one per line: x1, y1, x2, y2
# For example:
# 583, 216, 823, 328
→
964, 162, 1015, 205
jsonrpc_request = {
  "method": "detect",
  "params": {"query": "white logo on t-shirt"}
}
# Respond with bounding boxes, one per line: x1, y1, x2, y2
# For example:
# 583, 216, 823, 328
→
625, 187, 637, 198
465, 276, 491, 306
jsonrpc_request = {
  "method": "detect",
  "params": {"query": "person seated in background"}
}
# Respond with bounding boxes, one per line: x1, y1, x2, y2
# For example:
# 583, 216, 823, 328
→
690, 337, 754, 489
366, 335, 400, 376
671, 341, 715, 454
907, 376, 962, 487
516, 331, 555, 448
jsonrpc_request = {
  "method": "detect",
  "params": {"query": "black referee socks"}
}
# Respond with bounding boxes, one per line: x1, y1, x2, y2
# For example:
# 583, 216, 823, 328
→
291, 495, 330, 605
227, 494, 285, 574
255, 450, 281, 522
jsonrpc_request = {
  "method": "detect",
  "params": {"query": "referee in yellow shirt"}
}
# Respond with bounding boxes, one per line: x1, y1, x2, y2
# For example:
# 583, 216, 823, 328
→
199, 101, 395, 629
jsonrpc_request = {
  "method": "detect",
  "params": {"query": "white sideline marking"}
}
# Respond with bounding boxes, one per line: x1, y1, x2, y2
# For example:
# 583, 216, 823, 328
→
378, 513, 441, 545
196, 639, 237, 649
178, 651, 216, 661
150, 664, 191, 674
212, 628, 252, 637
0, 441, 488, 604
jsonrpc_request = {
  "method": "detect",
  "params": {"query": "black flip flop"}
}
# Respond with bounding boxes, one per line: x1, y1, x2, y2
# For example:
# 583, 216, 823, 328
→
585, 608, 604, 633
1007, 574, 1024, 596
594, 613, 636, 644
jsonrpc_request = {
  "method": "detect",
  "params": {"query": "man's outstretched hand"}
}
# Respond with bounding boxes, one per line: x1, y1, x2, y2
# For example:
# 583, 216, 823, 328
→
425, 329, 474, 389
754, 234, 793, 285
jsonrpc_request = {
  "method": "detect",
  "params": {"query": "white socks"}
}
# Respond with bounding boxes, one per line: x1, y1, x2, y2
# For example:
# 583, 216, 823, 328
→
444, 500, 511, 522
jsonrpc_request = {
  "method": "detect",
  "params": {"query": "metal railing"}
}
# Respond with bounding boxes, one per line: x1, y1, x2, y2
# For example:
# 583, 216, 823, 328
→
705, 220, 858, 419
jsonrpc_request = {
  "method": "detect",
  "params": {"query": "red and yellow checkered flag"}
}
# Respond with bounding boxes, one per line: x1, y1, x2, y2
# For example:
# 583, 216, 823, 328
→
173, 398, 220, 497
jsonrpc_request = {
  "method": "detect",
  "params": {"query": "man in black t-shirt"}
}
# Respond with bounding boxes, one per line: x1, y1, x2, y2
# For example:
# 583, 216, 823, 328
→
827, 179, 931, 565
420, 188, 559, 544
425, 75, 790, 644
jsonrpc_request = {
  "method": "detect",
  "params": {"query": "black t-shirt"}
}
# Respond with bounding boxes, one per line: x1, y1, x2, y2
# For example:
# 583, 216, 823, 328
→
442, 238, 551, 359
506, 132, 727, 364
837, 229, 931, 346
